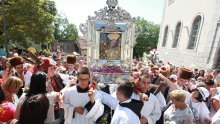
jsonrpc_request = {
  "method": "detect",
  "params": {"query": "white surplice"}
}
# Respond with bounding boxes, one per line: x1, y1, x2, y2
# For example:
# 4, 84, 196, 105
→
111, 99, 141, 124
63, 86, 104, 124
102, 91, 161, 124
131, 92, 161, 124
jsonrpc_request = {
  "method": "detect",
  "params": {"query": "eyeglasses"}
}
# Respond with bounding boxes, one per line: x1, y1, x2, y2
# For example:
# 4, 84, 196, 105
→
78, 77, 90, 82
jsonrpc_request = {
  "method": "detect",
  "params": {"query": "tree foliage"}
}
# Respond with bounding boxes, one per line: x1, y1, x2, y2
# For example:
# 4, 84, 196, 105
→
0, 0, 57, 48
54, 14, 78, 41
133, 17, 160, 58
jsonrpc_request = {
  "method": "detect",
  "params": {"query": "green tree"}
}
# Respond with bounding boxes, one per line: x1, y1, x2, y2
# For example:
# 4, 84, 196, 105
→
54, 14, 78, 41
133, 17, 160, 58
0, 0, 57, 48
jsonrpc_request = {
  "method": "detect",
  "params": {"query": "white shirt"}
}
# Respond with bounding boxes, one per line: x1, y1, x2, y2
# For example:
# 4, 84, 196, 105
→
212, 109, 220, 124
24, 70, 33, 87
182, 90, 210, 123
58, 73, 69, 85
155, 92, 166, 109
164, 104, 194, 124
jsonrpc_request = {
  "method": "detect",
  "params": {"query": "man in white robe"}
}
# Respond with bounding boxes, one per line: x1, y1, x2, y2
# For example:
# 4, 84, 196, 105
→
111, 82, 143, 124
131, 74, 161, 124
63, 67, 104, 124
100, 74, 161, 124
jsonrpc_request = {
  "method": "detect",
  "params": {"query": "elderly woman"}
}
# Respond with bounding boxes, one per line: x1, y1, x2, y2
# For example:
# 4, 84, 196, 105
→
160, 74, 211, 124
164, 90, 194, 124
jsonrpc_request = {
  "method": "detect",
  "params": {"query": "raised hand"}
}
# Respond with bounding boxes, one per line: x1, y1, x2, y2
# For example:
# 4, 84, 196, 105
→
88, 82, 96, 103
140, 116, 148, 124
139, 92, 149, 102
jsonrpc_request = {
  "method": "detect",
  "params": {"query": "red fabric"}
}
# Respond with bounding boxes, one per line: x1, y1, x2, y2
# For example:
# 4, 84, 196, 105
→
23, 70, 27, 75
133, 86, 139, 94
89, 82, 96, 90
40, 58, 55, 68
133, 79, 141, 94
0, 101, 16, 122
51, 78, 60, 92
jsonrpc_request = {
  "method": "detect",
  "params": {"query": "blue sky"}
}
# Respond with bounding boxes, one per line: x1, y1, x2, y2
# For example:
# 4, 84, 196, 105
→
54, 0, 165, 34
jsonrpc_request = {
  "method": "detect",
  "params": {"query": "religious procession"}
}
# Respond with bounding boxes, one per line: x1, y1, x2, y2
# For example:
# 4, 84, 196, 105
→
1, 0, 220, 124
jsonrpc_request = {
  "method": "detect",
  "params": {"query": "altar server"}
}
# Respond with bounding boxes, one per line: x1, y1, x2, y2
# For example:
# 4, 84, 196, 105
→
99, 74, 160, 124
63, 66, 104, 124
131, 73, 161, 124
111, 82, 143, 124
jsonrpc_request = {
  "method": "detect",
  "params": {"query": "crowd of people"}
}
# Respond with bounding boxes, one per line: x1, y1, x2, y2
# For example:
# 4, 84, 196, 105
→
0, 48, 220, 124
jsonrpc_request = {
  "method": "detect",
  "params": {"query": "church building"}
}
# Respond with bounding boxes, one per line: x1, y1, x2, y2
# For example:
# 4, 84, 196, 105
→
157, 0, 220, 70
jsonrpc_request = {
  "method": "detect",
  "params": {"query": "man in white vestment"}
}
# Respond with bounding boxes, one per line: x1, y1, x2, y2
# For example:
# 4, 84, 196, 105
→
100, 73, 161, 124
131, 73, 161, 124
63, 67, 104, 124
111, 82, 143, 124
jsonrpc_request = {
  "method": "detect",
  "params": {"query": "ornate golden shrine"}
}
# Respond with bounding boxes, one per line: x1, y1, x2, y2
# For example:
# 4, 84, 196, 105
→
79, 0, 138, 83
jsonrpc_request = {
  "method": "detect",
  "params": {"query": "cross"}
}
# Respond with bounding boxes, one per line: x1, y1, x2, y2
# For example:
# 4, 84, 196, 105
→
106, 0, 118, 9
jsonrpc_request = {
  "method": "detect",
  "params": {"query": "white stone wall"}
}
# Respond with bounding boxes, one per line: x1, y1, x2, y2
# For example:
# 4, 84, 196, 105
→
157, 0, 220, 70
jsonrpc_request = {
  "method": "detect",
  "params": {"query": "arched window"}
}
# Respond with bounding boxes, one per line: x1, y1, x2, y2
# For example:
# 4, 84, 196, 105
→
172, 22, 182, 48
188, 16, 202, 49
162, 26, 168, 47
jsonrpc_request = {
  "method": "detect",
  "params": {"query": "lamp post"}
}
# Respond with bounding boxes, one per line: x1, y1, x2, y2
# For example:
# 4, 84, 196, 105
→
1, 0, 8, 52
